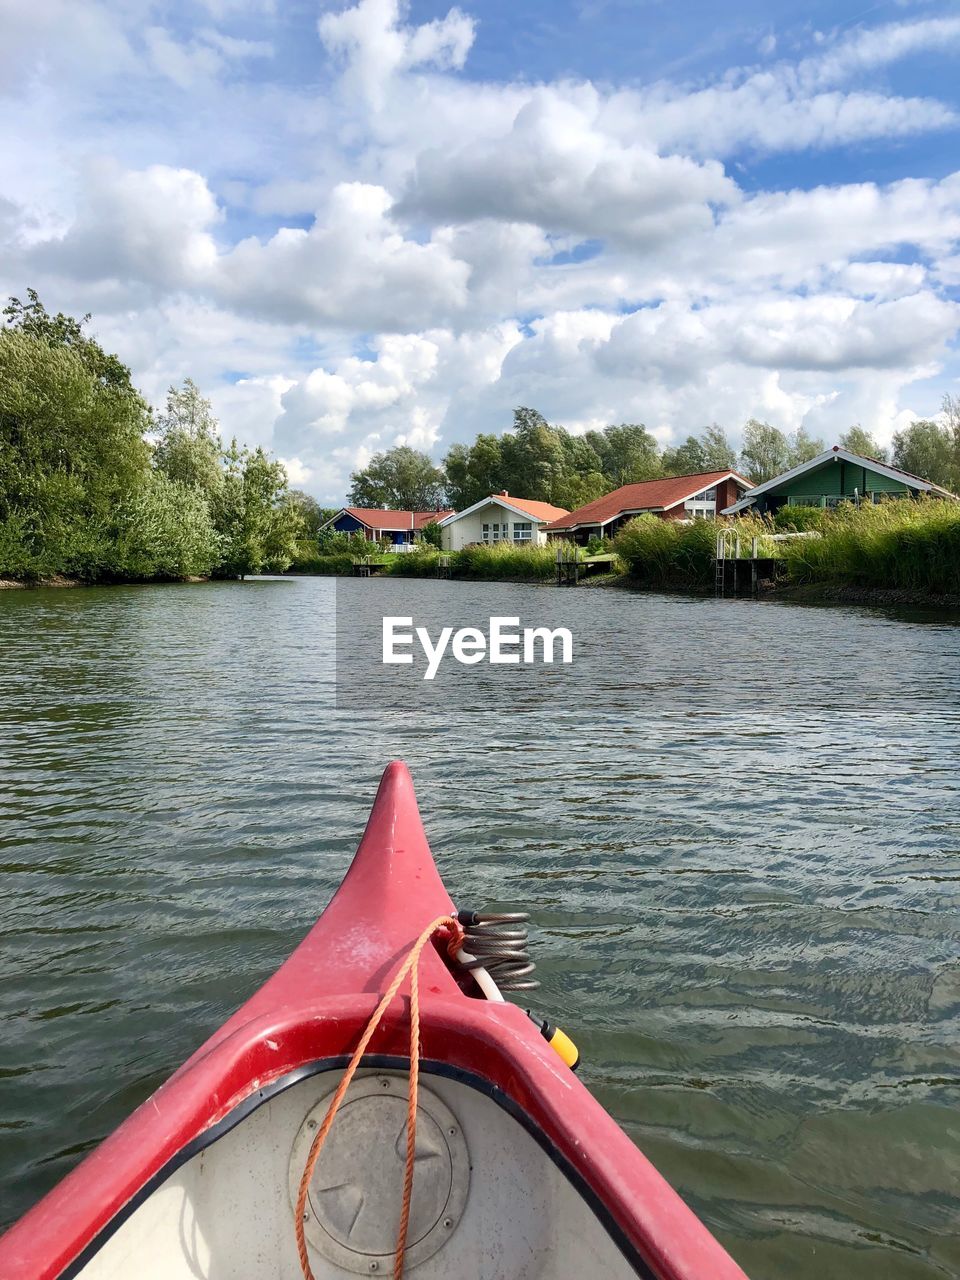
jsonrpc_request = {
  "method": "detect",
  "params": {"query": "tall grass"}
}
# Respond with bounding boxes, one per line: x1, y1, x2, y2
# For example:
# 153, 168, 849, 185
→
615, 500, 960, 595
454, 541, 559, 580
781, 498, 960, 593
612, 516, 720, 588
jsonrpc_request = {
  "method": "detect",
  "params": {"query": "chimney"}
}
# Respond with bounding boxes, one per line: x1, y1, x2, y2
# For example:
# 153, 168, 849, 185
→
499, 490, 508, 497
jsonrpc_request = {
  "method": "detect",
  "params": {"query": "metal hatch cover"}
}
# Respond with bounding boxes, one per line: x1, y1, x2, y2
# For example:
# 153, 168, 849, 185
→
289, 1074, 470, 1273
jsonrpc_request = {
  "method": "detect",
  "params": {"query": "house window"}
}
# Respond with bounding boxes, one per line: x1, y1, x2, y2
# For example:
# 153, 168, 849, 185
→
513, 522, 532, 541
482, 522, 509, 542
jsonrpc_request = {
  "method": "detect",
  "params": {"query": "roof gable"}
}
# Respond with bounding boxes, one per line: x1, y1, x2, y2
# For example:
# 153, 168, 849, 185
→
438, 494, 569, 525
723, 448, 958, 514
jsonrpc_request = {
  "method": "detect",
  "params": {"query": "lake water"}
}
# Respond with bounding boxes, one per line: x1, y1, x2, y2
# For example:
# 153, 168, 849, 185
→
2, 575, 959, 1278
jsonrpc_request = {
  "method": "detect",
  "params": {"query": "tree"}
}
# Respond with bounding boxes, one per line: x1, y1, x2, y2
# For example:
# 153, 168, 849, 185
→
3, 288, 140, 397
739, 419, 791, 483
287, 490, 326, 541
661, 436, 707, 476
788, 427, 825, 466
214, 441, 304, 578
583, 423, 661, 486
443, 435, 506, 509
0, 326, 152, 579
349, 446, 445, 510
891, 420, 955, 489
699, 425, 737, 471
840, 426, 886, 462
153, 379, 223, 496
420, 521, 443, 548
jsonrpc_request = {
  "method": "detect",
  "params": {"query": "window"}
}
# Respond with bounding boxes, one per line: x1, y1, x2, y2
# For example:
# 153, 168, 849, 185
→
483, 521, 509, 542
513, 521, 532, 541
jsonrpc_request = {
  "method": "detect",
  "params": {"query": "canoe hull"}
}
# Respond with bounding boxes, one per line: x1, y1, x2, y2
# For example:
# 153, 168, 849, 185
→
0, 762, 748, 1280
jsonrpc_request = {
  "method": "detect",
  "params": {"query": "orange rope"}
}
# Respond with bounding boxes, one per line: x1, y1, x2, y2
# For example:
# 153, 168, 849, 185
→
295, 914, 464, 1280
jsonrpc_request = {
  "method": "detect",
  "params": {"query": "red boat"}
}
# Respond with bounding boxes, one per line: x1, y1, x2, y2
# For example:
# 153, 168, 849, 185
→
0, 761, 748, 1280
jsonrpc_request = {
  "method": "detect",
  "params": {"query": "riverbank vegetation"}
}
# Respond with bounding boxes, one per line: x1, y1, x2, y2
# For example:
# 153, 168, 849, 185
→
0, 292, 305, 584
613, 499, 960, 596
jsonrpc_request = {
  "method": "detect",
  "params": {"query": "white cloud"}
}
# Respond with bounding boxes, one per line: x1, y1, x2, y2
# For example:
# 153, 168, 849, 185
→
2, 0, 959, 502
319, 0, 475, 110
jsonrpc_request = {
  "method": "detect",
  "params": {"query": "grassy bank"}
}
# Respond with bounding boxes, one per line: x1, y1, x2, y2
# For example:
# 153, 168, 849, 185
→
292, 541, 570, 581
613, 500, 960, 596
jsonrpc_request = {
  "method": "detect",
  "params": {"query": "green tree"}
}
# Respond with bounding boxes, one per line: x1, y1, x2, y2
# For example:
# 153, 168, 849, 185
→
789, 427, 825, 466
892, 420, 955, 489
420, 521, 443, 548
349, 446, 445, 510
583, 423, 661, 486
840, 426, 887, 462
739, 419, 791, 483
153, 378, 223, 495
661, 436, 707, 476
0, 327, 152, 579
3, 289, 141, 397
443, 435, 506, 508
699, 425, 738, 471
111, 472, 220, 580
214, 441, 304, 578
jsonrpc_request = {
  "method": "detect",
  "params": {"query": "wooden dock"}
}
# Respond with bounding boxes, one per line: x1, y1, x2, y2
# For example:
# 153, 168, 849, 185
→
714, 530, 818, 596
555, 548, 616, 586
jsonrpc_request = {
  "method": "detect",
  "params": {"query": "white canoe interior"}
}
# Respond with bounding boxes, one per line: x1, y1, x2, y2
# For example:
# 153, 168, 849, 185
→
74, 1067, 639, 1279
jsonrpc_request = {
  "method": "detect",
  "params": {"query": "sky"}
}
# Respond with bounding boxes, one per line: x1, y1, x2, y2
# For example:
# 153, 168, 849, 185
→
2, 0, 960, 502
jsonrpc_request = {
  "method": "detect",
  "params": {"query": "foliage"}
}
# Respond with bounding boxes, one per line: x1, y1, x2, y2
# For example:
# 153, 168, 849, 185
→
661, 425, 737, 476
0, 327, 153, 579
772, 504, 830, 532
3, 289, 142, 398
419, 520, 443, 548
289, 552, 355, 575
316, 527, 380, 556
840, 426, 886, 462
348, 446, 446, 510
739, 419, 792, 483
891, 419, 956, 491
788, 427, 825, 464
585, 534, 612, 556
383, 547, 441, 576
153, 378, 224, 494
109, 473, 220, 580
780, 498, 960, 594
454, 540, 558, 580
613, 516, 719, 589
0, 298, 302, 583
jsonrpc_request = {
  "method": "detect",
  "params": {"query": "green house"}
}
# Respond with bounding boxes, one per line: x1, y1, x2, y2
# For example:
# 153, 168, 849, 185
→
722, 446, 958, 516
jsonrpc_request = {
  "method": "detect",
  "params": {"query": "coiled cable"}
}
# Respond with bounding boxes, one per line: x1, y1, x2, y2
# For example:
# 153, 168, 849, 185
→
456, 909, 539, 994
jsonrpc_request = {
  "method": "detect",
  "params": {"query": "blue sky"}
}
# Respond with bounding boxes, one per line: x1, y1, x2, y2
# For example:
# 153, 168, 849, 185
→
2, 0, 959, 500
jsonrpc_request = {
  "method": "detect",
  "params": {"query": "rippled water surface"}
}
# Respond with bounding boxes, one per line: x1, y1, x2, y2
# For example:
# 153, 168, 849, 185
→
2, 576, 960, 1278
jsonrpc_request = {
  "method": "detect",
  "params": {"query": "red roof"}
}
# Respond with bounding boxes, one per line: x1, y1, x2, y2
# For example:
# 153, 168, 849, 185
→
545, 472, 751, 530
342, 507, 453, 531
481, 494, 569, 521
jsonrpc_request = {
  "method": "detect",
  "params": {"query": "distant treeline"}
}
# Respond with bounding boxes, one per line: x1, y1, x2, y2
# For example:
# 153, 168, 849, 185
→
0, 292, 310, 583
347, 408, 960, 515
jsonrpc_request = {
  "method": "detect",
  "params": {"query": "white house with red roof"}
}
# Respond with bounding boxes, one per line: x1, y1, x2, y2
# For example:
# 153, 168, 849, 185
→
545, 471, 752, 544
437, 492, 569, 551
321, 507, 454, 547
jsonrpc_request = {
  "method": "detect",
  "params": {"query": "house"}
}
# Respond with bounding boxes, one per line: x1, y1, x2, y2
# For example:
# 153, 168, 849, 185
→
437, 492, 569, 551
544, 471, 752, 544
321, 507, 454, 547
722, 447, 958, 516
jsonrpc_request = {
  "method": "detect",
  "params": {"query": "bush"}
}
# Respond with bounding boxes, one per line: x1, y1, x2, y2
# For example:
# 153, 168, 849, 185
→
613, 516, 718, 588
585, 534, 612, 556
780, 497, 960, 593
288, 553, 355, 575
455, 541, 557, 580
383, 548, 440, 576
773, 504, 829, 533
